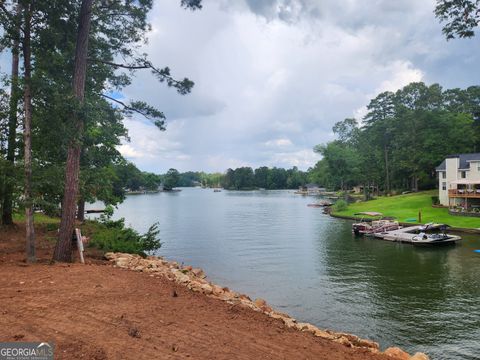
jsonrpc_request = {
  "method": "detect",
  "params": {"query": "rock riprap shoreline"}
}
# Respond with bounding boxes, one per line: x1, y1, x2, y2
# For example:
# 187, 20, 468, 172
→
105, 252, 429, 360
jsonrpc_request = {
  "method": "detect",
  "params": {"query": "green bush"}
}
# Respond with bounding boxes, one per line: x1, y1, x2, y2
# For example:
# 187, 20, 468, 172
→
431, 196, 440, 205
45, 223, 58, 232
333, 199, 348, 212
84, 219, 161, 257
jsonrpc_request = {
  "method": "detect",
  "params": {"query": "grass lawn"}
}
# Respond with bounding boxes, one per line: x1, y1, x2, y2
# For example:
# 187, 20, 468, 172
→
13, 212, 60, 225
333, 190, 480, 229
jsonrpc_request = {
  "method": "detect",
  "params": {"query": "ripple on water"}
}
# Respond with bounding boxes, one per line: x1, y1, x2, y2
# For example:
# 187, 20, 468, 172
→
90, 189, 480, 360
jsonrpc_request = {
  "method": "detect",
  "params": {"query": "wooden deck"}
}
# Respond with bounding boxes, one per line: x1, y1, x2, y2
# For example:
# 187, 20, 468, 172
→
448, 189, 480, 198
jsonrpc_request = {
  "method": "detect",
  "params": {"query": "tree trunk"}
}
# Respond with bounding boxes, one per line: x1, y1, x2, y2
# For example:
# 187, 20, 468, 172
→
411, 176, 419, 192
77, 198, 85, 222
383, 143, 390, 195
2, 2, 21, 226
54, 0, 93, 262
22, 3, 35, 263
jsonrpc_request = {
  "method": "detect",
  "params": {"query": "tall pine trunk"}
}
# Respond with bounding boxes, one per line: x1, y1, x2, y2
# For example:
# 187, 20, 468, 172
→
54, 0, 93, 262
22, 3, 35, 262
77, 198, 85, 222
2, 2, 22, 226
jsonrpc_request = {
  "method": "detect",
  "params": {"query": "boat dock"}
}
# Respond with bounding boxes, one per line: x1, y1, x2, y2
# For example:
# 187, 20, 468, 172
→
370, 225, 461, 245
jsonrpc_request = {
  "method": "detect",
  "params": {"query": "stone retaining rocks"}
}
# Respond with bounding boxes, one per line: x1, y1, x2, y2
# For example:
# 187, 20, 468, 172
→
104, 252, 429, 360
409, 353, 430, 360
384, 347, 410, 360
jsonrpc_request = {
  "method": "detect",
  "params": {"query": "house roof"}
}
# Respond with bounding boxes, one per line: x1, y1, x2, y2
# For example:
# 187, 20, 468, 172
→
435, 153, 480, 171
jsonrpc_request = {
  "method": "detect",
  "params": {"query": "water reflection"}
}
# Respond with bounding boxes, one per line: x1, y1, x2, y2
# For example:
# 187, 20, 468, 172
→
316, 220, 480, 359
88, 188, 480, 360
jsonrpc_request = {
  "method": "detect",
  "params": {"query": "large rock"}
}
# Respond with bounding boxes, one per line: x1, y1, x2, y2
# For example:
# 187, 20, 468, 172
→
199, 283, 213, 295
239, 294, 252, 301
384, 347, 410, 360
253, 298, 267, 308
333, 336, 353, 347
282, 318, 297, 328
172, 270, 191, 284
104, 252, 117, 260
313, 329, 336, 340
115, 257, 131, 268
261, 304, 273, 313
191, 268, 206, 278
295, 322, 310, 332
409, 353, 429, 360
211, 285, 224, 296
217, 291, 236, 301
303, 324, 319, 334
144, 260, 158, 269
187, 281, 203, 292
352, 338, 380, 351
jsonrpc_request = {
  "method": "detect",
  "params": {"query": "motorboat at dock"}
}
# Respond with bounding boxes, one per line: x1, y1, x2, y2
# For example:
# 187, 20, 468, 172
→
352, 212, 401, 236
373, 223, 461, 246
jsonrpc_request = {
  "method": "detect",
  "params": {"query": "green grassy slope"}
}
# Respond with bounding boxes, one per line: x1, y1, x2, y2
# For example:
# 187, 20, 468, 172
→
333, 190, 480, 229
13, 212, 60, 224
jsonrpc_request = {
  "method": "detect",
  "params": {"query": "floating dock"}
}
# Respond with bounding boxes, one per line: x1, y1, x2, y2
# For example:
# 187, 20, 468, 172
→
371, 226, 422, 242
370, 226, 461, 245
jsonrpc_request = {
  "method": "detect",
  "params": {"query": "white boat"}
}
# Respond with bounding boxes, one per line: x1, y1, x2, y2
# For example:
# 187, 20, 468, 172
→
411, 232, 461, 246
411, 224, 461, 246
373, 223, 462, 246
352, 212, 400, 236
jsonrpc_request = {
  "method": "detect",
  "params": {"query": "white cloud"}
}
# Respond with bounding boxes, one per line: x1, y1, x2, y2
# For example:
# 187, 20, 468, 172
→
117, 144, 144, 159
264, 138, 293, 147
376, 61, 424, 94
111, 0, 480, 173
354, 60, 425, 121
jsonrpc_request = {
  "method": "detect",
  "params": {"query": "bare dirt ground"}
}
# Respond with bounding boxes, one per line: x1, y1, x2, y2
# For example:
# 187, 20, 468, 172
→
0, 224, 395, 360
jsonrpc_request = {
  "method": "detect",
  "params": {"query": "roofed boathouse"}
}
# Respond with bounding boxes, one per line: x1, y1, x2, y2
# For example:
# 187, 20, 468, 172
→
436, 153, 480, 215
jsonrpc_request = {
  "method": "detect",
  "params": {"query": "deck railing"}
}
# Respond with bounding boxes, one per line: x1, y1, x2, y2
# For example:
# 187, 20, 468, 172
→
448, 189, 480, 198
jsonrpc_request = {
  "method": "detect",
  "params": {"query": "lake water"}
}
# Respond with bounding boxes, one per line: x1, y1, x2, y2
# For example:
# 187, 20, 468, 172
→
88, 188, 480, 360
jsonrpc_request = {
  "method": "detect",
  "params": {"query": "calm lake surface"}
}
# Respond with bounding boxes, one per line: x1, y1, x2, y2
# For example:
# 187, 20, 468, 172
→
89, 188, 480, 360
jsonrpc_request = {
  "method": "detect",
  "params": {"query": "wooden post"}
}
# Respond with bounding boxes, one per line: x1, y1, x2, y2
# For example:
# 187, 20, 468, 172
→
418, 209, 422, 223
75, 228, 85, 264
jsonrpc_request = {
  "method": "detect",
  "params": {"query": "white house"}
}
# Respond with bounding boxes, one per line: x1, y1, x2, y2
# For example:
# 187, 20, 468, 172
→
436, 153, 480, 210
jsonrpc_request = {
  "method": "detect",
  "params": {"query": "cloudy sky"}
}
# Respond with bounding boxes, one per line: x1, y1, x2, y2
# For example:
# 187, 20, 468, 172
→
14, 0, 480, 174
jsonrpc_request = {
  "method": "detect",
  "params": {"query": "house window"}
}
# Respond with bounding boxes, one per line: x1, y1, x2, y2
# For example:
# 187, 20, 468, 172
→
442, 172, 446, 179
461, 171, 466, 178
442, 182, 446, 190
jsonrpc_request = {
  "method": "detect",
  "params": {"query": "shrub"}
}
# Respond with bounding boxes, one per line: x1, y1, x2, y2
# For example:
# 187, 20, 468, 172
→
84, 219, 161, 257
333, 199, 348, 212
431, 196, 440, 205
45, 223, 58, 232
